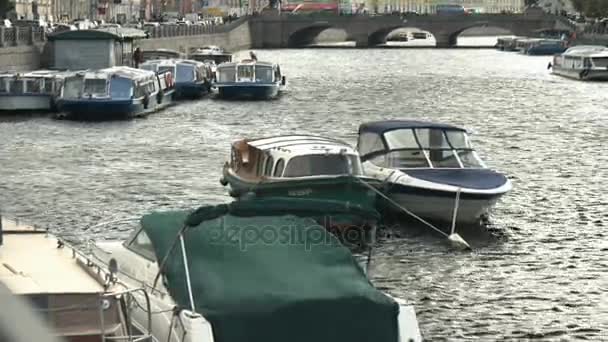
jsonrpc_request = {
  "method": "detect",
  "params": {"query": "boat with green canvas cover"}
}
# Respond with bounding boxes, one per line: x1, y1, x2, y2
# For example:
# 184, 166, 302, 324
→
87, 197, 420, 342
220, 135, 380, 236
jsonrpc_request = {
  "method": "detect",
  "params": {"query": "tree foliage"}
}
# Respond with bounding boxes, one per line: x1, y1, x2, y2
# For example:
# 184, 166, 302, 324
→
0, 0, 14, 19
572, 0, 608, 18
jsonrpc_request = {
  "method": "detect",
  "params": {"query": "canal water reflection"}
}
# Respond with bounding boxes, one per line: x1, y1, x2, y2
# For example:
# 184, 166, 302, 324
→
0, 47, 606, 340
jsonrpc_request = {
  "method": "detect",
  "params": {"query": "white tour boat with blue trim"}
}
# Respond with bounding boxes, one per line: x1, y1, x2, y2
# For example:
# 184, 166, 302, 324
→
214, 59, 286, 100
0, 70, 72, 112
140, 58, 213, 99
357, 120, 511, 224
56, 66, 175, 120
550, 45, 608, 81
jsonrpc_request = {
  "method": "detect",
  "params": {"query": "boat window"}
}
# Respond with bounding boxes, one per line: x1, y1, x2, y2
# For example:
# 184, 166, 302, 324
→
414, 129, 450, 149
63, 76, 83, 98
592, 57, 608, 68
237, 65, 254, 80
457, 150, 485, 168
373, 150, 431, 168
158, 66, 174, 75
25, 79, 41, 93
43, 79, 53, 93
84, 78, 107, 95
384, 129, 418, 149
128, 229, 156, 260
358, 132, 385, 156
428, 149, 461, 168
176, 64, 195, 82
8, 79, 24, 94
273, 158, 285, 177
255, 66, 273, 82
0, 78, 7, 93
217, 67, 235, 82
283, 155, 360, 177
110, 76, 133, 100
264, 156, 274, 176
444, 130, 471, 149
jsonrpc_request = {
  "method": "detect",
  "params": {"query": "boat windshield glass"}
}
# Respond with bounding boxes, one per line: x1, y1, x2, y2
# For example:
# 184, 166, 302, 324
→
8, 79, 24, 94
217, 67, 235, 82
44, 78, 54, 93
283, 154, 362, 177
110, 76, 133, 99
237, 65, 254, 80
158, 66, 174, 75
63, 76, 83, 98
255, 66, 273, 82
358, 132, 385, 156
368, 128, 484, 169
83, 78, 107, 95
592, 57, 608, 68
176, 64, 195, 82
24, 78, 42, 93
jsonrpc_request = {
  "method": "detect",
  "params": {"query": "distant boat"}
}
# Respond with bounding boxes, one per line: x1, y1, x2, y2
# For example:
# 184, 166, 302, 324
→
56, 66, 175, 120
0, 70, 72, 112
189, 45, 233, 69
495, 36, 525, 51
141, 48, 185, 61
551, 45, 608, 81
214, 59, 286, 100
140, 58, 213, 99
410, 31, 430, 40
523, 39, 568, 55
356, 120, 511, 224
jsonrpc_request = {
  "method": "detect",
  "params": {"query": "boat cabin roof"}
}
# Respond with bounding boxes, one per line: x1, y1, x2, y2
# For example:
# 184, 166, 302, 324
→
562, 45, 608, 57
218, 60, 276, 69
359, 120, 466, 135
80, 66, 156, 81
243, 135, 357, 156
0, 70, 73, 79
0, 218, 105, 295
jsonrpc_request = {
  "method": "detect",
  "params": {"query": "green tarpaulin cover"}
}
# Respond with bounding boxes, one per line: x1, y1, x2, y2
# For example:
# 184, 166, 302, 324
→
141, 197, 399, 342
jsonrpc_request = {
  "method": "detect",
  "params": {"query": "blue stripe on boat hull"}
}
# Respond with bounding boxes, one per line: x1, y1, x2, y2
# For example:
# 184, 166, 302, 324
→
216, 84, 279, 100
57, 93, 174, 121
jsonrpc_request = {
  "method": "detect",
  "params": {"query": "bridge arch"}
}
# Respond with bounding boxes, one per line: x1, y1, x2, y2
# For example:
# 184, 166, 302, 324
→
288, 24, 336, 48
444, 22, 521, 47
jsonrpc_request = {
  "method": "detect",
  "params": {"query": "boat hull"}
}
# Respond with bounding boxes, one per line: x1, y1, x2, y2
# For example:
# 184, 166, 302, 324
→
378, 183, 505, 224
216, 83, 279, 100
56, 91, 174, 120
552, 66, 608, 81
0, 94, 54, 111
526, 46, 567, 55
223, 171, 378, 229
174, 82, 209, 99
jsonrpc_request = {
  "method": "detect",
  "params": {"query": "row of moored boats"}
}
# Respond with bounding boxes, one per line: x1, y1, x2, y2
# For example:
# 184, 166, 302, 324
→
0, 46, 287, 120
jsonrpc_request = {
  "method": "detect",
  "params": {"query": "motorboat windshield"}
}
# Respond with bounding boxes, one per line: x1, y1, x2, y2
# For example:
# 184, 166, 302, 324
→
358, 122, 486, 169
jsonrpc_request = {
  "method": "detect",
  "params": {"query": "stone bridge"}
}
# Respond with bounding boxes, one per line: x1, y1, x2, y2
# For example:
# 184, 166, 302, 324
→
249, 13, 571, 48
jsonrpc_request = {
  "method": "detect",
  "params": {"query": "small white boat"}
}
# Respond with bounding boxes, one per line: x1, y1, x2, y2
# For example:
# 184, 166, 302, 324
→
0, 70, 72, 111
190, 45, 233, 67
56, 66, 175, 120
357, 120, 511, 224
215, 59, 286, 100
551, 45, 608, 81
140, 58, 213, 99
0, 216, 152, 341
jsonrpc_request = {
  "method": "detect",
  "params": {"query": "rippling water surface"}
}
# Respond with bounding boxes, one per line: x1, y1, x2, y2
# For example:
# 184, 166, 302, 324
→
1, 47, 607, 340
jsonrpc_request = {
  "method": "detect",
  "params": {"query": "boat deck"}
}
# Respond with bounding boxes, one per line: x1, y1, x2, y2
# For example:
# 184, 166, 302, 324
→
0, 217, 104, 295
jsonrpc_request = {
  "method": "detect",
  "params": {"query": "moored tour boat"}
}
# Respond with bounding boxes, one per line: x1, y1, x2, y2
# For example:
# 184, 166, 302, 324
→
495, 36, 525, 51
56, 66, 175, 120
550, 45, 608, 81
220, 135, 379, 232
87, 199, 422, 342
356, 120, 511, 224
0, 216, 152, 341
524, 38, 567, 55
0, 70, 72, 112
214, 59, 286, 100
140, 58, 213, 99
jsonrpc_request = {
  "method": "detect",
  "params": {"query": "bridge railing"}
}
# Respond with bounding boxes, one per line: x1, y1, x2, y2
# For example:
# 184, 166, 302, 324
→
0, 26, 46, 48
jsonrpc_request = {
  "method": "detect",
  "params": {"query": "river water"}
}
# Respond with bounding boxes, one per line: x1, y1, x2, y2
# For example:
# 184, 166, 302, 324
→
1, 45, 607, 340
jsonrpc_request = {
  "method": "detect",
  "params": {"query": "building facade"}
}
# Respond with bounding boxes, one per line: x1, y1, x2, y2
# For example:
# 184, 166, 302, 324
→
362, 0, 524, 14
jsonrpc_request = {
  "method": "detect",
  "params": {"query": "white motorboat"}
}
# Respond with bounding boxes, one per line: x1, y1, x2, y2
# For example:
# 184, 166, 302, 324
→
551, 45, 608, 81
88, 199, 423, 342
0, 70, 72, 111
0, 216, 152, 341
357, 120, 511, 224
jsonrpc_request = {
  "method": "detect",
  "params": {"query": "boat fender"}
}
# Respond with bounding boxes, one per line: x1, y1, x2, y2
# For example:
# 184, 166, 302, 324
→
157, 89, 163, 104
143, 94, 150, 109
